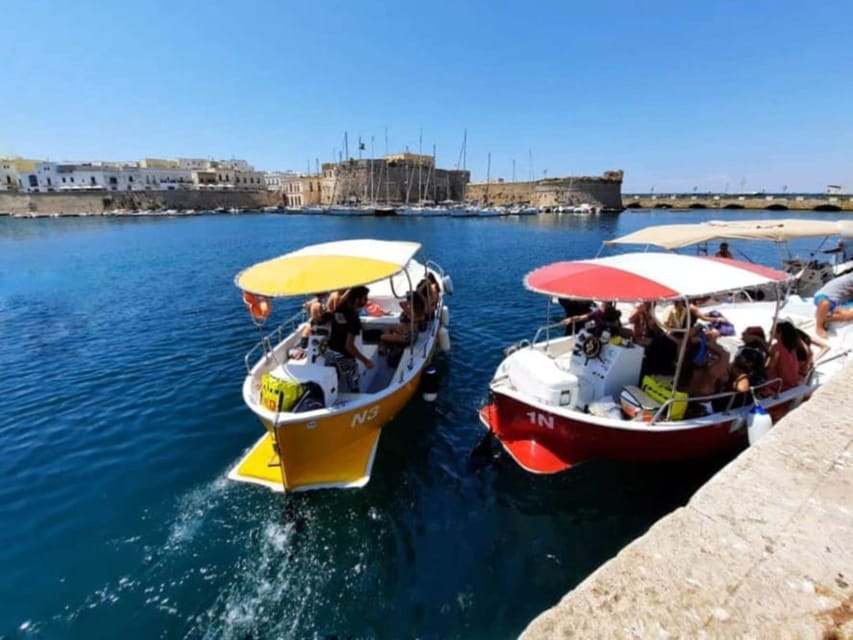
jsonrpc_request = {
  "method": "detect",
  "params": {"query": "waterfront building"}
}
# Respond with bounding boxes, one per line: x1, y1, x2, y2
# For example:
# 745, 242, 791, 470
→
1, 157, 39, 192
1, 158, 22, 191
264, 171, 300, 192
279, 174, 322, 207
2, 155, 277, 194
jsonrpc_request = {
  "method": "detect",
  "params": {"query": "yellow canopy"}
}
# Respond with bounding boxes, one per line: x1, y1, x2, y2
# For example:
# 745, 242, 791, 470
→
235, 239, 422, 297
606, 219, 846, 250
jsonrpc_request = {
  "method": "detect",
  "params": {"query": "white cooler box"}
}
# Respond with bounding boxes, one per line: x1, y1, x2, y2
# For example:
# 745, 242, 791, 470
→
507, 349, 590, 409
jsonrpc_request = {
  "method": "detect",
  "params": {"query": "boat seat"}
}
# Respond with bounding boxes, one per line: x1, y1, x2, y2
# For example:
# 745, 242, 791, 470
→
620, 385, 661, 422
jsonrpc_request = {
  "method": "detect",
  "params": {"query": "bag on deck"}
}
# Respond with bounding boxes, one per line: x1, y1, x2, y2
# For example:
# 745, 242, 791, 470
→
260, 372, 303, 412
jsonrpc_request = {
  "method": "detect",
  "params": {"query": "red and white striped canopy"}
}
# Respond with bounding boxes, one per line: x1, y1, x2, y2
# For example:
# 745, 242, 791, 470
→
524, 252, 792, 301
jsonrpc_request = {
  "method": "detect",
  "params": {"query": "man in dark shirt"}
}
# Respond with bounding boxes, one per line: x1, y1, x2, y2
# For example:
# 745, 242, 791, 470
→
326, 286, 374, 391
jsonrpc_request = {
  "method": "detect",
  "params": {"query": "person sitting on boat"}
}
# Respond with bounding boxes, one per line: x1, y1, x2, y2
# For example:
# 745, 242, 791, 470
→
713, 340, 769, 411
814, 271, 853, 338
561, 300, 613, 337
766, 320, 804, 391
416, 273, 441, 318
739, 326, 769, 374
793, 327, 829, 380
679, 329, 731, 415
325, 286, 374, 392
298, 292, 332, 343
380, 292, 426, 349
628, 301, 661, 346
664, 300, 691, 334
601, 305, 633, 340
558, 298, 595, 335
688, 299, 731, 339
715, 242, 733, 259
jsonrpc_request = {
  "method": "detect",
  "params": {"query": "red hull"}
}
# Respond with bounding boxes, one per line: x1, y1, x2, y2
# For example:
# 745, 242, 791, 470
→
479, 392, 793, 473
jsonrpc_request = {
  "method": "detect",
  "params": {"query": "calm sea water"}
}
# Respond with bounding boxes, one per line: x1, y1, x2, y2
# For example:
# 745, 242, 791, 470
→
0, 209, 836, 639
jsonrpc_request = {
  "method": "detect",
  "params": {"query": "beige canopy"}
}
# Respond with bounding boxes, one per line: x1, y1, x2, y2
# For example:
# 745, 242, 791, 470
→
606, 219, 849, 250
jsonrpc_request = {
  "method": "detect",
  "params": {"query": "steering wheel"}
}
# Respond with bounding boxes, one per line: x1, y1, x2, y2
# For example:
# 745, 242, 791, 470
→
582, 335, 602, 362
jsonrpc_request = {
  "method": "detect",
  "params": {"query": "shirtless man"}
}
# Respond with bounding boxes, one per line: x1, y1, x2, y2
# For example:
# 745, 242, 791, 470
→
814, 272, 853, 338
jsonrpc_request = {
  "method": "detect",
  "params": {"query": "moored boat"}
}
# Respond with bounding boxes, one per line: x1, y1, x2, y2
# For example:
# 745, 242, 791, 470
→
230, 239, 453, 492
606, 218, 853, 297
480, 252, 853, 473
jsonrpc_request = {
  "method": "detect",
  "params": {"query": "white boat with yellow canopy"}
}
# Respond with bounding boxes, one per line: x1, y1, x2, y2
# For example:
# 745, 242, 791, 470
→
229, 239, 453, 492
605, 218, 853, 296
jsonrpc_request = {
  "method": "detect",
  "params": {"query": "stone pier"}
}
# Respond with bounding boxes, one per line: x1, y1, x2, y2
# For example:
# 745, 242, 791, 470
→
522, 361, 853, 639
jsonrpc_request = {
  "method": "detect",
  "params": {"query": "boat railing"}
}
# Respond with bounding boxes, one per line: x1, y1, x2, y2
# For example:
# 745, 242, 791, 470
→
649, 377, 784, 424
531, 321, 569, 349
807, 347, 852, 383
244, 310, 305, 374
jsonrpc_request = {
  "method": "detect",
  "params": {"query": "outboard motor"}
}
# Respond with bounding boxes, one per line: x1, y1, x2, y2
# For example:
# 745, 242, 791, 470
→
421, 365, 440, 402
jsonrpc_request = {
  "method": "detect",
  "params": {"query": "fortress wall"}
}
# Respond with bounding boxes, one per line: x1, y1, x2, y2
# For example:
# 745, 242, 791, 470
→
466, 181, 534, 205
467, 172, 624, 210
0, 190, 282, 215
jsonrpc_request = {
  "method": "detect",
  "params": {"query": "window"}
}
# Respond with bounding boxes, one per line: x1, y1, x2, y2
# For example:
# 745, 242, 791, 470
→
129, 176, 134, 182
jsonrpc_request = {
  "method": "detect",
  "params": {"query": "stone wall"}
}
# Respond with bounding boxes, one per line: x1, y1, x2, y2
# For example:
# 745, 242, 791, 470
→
466, 170, 624, 210
521, 360, 853, 639
0, 190, 283, 215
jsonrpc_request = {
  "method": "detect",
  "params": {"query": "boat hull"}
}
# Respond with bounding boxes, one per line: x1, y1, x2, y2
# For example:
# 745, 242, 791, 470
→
478, 391, 800, 473
231, 368, 426, 492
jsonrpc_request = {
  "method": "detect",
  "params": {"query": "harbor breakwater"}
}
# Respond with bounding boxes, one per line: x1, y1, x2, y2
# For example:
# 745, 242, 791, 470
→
625, 194, 853, 212
522, 359, 853, 639
0, 190, 283, 215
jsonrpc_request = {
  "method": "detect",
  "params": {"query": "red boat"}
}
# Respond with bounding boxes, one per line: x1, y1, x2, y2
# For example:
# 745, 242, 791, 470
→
481, 252, 851, 473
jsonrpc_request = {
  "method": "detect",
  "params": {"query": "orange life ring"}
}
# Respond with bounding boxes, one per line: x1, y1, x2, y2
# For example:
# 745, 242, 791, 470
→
252, 297, 271, 320
243, 292, 271, 321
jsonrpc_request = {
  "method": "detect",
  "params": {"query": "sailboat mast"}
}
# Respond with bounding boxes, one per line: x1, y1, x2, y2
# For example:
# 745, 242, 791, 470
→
432, 144, 437, 202
418, 128, 423, 203
485, 152, 491, 204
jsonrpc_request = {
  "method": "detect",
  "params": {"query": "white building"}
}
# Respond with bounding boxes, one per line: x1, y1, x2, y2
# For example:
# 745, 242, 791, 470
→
1, 159, 20, 191
264, 171, 300, 191
2, 155, 265, 192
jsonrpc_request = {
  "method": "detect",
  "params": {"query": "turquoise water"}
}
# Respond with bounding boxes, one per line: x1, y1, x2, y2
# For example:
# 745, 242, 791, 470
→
0, 210, 834, 638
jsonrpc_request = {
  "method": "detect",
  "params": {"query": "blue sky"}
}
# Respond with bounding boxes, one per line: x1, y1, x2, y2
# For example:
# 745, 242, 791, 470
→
2, 0, 851, 192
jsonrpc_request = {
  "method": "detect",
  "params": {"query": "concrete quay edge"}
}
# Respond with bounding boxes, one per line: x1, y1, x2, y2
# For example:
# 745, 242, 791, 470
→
521, 362, 853, 639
